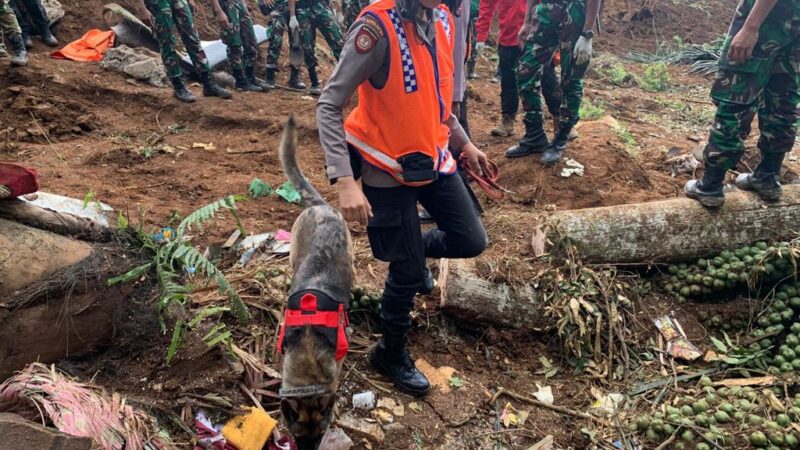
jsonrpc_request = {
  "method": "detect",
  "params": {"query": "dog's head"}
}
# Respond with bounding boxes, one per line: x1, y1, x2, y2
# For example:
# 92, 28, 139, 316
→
279, 326, 344, 450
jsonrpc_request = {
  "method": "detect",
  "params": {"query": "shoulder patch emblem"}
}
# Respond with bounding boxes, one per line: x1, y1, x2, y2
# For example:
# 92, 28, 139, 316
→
355, 17, 383, 53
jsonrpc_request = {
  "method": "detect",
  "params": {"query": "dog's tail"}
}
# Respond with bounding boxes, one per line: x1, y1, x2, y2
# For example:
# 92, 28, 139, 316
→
279, 115, 326, 207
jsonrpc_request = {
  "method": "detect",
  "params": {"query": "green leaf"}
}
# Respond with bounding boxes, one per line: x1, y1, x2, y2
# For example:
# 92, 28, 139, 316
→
188, 306, 230, 328
248, 178, 273, 198
177, 194, 245, 236
448, 376, 464, 388
276, 181, 302, 204
107, 262, 153, 286
166, 319, 185, 365
710, 336, 728, 354
116, 212, 129, 232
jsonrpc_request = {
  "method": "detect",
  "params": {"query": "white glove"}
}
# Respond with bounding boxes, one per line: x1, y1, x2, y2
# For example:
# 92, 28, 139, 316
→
475, 41, 486, 53
573, 35, 592, 65
289, 15, 299, 30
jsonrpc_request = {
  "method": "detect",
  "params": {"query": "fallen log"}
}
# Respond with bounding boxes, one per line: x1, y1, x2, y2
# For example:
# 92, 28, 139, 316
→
549, 185, 800, 264
438, 259, 549, 330
0, 198, 113, 242
0, 218, 133, 378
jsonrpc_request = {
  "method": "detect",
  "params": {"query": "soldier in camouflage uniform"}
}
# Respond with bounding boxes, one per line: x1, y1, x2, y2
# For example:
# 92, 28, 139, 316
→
289, 0, 343, 94
210, 0, 269, 91
136, 0, 232, 102
505, 0, 600, 165
1, 0, 26, 66
686, 0, 799, 208
261, 0, 304, 89
342, 0, 368, 31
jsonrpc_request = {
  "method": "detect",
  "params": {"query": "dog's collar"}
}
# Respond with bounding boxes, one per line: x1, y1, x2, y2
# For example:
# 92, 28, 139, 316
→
276, 290, 349, 361
279, 384, 332, 398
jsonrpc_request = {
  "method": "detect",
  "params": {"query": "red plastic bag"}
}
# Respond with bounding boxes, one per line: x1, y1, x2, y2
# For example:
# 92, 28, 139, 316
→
0, 162, 39, 198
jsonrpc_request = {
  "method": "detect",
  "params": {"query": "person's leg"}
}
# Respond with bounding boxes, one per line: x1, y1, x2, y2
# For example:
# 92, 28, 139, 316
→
540, 59, 562, 121
264, 10, 286, 87
492, 45, 520, 137
294, 5, 314, 89
418, 175, 488, 260
18, 0, 54, 45
9, 0, 29, 47
311, 1, 343, 59
466, 14, 477, 79
171, 0, 232, 98
146, 0, 184, 80
362, 183, 431, 397
238, 0, 268, 89
506, 1, 562, 158
736, 44, 799, 201
223, 0, 261, 91
1, 0, 26, 66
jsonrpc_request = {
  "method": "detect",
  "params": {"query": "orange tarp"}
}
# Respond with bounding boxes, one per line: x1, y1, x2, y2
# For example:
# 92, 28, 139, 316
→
51, 29, 116, 62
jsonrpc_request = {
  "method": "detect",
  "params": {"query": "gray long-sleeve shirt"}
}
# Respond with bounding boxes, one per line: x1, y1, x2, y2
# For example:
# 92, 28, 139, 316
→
451, 2, 469, 103
316, 6, 471, 188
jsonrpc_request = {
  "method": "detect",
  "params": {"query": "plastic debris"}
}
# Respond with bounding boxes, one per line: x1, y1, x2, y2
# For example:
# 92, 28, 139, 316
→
559, 158, 585, 177
20, 191, 113, 226
533, 384, 554, 405
499, 402, 529, 428
221, 406, 277, 450
248, 178, 273, 198
267, 435, 296, 450
152, 227, 175, 243
276, 181, 302, 204
319, 428, 353, 450
588, 389, 625, 418
352, 391, 376, 410
654, 316, 701, 361
194, 410, 236, 450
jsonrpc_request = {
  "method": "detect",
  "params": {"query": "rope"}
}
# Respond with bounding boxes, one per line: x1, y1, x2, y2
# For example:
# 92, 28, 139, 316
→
459, 154, 507, 200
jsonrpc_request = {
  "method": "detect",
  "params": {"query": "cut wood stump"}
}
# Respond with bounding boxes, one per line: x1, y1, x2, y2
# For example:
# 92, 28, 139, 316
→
548, 185, 800, 264
0, 218, 133, 378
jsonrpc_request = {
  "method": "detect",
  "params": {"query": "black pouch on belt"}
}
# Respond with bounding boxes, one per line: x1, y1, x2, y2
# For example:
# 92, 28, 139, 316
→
397, 152, 437, 183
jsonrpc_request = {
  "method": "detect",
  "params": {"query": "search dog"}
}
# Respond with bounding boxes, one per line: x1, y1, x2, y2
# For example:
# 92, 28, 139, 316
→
277, 116, 353, 450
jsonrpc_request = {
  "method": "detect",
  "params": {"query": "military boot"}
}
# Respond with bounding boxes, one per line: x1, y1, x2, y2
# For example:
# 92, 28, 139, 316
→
540, 121, 574, 165
201, 72, 233, 99
171, 77, 197, 103
684, 157, 728, 208
308, 67, 321, 96
22, 32, 32, 49
491, 115, 516, 137
553, 116, 579, 141
505, 116, 548, 158
264, 67, 277, 89
8, 33, 28, 67
370, 329, 430, 397
234, 68, 263, 92
288, 66, 307, 90
735, 152, 785, 202
246, 66, 271, 91
40, 27, 58, 47
466, 59, 477, 79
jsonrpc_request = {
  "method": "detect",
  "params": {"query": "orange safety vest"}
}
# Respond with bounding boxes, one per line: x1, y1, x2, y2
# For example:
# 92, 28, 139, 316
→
345, 0, 458, 186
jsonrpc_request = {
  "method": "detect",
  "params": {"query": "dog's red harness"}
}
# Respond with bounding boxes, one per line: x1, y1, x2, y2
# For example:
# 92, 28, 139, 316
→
276, 290, 349, 361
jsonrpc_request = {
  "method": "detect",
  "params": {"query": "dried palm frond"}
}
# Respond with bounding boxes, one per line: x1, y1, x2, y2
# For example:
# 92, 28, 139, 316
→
0, 363, 175, 450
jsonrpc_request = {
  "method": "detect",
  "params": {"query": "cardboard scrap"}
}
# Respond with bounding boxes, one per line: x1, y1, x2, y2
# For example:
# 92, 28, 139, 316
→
654, 316, 701, 361
336, 414, 385, 443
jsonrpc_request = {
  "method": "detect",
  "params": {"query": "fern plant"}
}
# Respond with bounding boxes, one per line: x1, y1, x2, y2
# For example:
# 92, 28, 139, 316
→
109, 195, 250, 364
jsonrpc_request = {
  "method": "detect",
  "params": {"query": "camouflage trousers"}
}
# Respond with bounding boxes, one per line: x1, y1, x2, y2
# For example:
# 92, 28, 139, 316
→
296, 0, 343, 69
342, 0, 368, 32
145, 0, 210, 79
0, 0, 22, 36
703, 0, 800, 171
264, 8, 288, 68
516, 0, 588, 128
219, 0, 259, 72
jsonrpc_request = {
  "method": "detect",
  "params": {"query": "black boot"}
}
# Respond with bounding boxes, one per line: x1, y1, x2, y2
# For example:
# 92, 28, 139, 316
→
540, 121, 573, 165
370, 330, 430, 397
288, 66, 307, 90
234, 68, 263, 92
246, 66, 271, 91
685, 152, 728, 208
735, 152, 785, 202
264, 68, 276, 89
308, 67, 321, 96
201, 72, 233, 99
171, 77, 197, 103
22, 32, 33, 49
467, 59, 477, 80
505, 117, 548, 158
40, 26, 58, 47
8, 33, 28, 67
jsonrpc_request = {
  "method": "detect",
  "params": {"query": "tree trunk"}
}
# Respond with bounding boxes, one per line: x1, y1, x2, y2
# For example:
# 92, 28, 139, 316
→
0, 219, 132, 378
549, 185, 800, 264
0, 198, 114, 242
438, 259, 549, 330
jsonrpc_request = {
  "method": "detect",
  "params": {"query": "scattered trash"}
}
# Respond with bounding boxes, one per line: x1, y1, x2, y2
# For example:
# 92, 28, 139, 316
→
665, 152, 701, 177
0, 363, 174, 450
560, 158, 585, 177
533, 384, 554, 405
249, 178, 273, 198
588, 389, 625, 418
654, 316, 702, 361
222, 230, 242, 248
276, 181, 302, 204
352, 391, 376, 410
235, 231, 291, 265
152, 226, 176, 243
336, 414, 385, 443
267, 435, 297, 450
319, 427, 353, 450
19, 191, 113, 226
275, 229, 292, 242
499, 402, 530, 428
194, 410, 236, 450
192, 143, 217, 151
221, 406, 277, 450
50, 29, 116, 62
371, 409, 393, 423
527, 435, 554, 450
376, 397, 404, 417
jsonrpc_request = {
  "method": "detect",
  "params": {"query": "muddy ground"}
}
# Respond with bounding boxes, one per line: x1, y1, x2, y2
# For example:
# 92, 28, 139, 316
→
4, 0, 800, 448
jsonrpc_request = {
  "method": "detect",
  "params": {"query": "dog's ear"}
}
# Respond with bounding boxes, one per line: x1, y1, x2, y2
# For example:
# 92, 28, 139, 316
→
281, 398, 301, 424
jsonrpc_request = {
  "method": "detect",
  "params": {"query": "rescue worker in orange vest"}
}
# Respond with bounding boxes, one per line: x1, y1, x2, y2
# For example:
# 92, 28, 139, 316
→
317, 0, 488, 396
